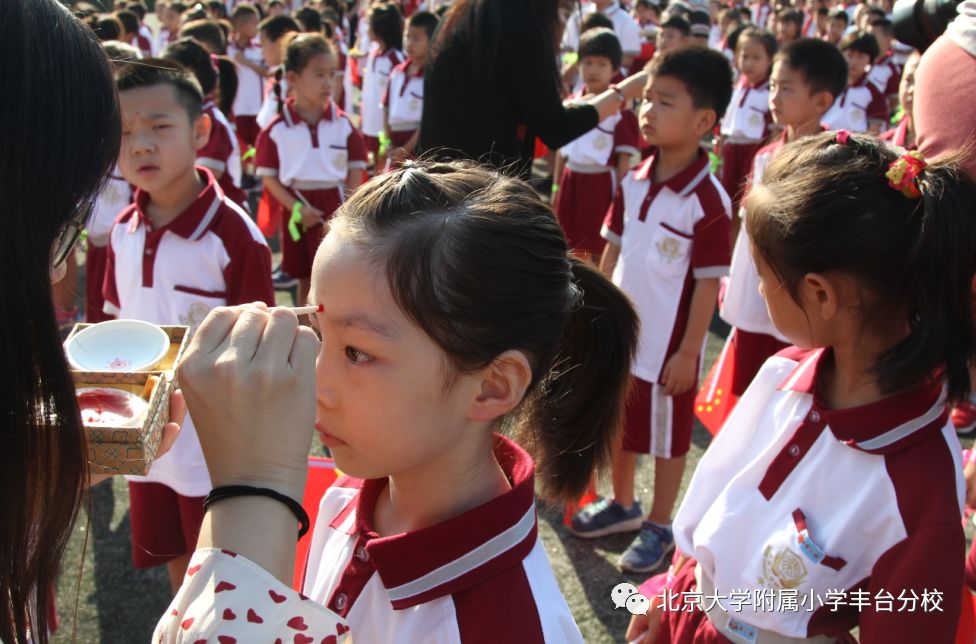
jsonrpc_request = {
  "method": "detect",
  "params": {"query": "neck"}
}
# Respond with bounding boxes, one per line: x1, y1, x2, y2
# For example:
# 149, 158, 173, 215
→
235, 34, 250, 46
409, 57, 426, 72
786, 119, 823, 140
822, 319, 911, 410
374, 429, 512, 536
654, 141, 701, 183
295, 96, 328, 123
146, 167, 204, 228
586, 81, 611, 95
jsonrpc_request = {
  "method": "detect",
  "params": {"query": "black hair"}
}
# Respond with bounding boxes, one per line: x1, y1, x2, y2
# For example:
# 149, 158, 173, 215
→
869, 17, 894, 36
646, 45, 734, 122
578, 27, 623, 70
775, 38, 848, 98
332, 160, 638, 502
268, 0, 285, 7
829, 8, 849, 25
295, 6, 324, 33
184, 5, 206, 22
125, 1, 146, 20
116, 57, 205, 121
260, 14, 300, 41
180, 18, 228, 53
72, 1, 100, 18
726, 23, 747, 52
368, 2, 404, 51
841, 30, 880, 60
738, 26, 778, 58
163, 38, 238, 115
738, 6, 752, 21
746, 132, 976, 403
407, 10, 439, 40
231, 2, 259, 21
206, 0, 228, 19
115, 9, 139, 35
168, 2, 188, 16
777, 8, 804, 31
1, 1, 121, 641
103, 39, 141, 62
661, 15, 691, 36
92, 14, 123, 41
580, 11, 615, 34
283, 31, 335, 73
866, 6, 887, 20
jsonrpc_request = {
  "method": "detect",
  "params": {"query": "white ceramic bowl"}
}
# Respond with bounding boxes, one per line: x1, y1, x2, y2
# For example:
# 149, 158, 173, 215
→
65, 319, 170, 372
76, 387, 150, 428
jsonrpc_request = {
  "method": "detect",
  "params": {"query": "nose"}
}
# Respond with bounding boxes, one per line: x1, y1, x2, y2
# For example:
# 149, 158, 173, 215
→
315, 350, 339, 410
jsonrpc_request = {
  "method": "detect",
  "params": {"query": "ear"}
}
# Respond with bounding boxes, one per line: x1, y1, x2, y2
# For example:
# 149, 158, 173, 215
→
694, 108, 718, 137
800, 272, 839, 320
286, 69, 300, 87
192, 112, 212, 152
467, 350, 533, 422
812, 90, 834, 116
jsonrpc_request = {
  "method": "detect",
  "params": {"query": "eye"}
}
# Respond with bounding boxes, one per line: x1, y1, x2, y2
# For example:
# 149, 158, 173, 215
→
344, 346, 373, 364
153, 124, 170, 131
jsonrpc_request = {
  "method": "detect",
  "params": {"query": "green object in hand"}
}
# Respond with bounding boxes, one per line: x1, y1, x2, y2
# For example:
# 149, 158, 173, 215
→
289, 201, 303, 242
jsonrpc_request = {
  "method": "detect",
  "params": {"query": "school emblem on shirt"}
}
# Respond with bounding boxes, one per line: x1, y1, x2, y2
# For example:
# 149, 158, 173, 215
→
592, 135, 610, 151
748, 112, 762, 128
178, 301, 213, 332
408, 98, 420, 112
655, 236, 685, 263
759, 544, 809, 590
333, 153, 348, 172
849, 108, 865, 125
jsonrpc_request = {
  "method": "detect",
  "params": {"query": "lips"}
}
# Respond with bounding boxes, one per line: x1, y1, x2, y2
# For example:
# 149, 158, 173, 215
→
315, 422, 346, 448
137, 164, 160, 175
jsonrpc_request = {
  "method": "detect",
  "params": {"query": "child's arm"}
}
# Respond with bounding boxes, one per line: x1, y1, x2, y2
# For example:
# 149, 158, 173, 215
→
867, 118, 885, 135
552, 151, 565, 199
599, 241, 620, 277
233, 50, 269, 77
345, 168, 364, 194
661, 278, 720, 396
261, 175, 326, 227
615, 151, 633, 179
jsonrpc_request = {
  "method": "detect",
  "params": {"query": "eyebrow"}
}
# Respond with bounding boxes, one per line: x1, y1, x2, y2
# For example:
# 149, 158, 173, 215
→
309, 302, 400, 339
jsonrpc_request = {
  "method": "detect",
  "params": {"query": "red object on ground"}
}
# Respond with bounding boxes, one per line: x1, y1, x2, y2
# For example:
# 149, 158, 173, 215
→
293, 456, 340, 591
694, 330, 739, 435
563, 480, 600, 527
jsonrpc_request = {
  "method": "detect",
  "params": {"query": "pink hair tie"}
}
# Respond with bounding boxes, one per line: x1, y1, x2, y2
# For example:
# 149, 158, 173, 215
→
210, 53, 221, 75
835, 130, 851, 145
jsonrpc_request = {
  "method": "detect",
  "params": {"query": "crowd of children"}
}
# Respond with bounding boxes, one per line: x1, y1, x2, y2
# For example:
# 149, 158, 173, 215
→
58, 0, 976, 641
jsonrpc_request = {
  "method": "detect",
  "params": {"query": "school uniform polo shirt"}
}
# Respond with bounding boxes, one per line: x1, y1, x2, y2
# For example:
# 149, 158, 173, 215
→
561, 90, 640, 169
601, 151, 732, 384
103, 168, 274, 496
199, 101, 243, 190
673, 347, 964, 642
301, 436, 584, 643
361, 47, 404, 138
562, 3, 642, 55
721, 132, 791, 341
228, 38, 265, 117
751, 1, 772, 28
255, 100, 367, 187
822, 75, 889, 133
867, 53, 901, 100
383, 59, 425, 133
720, 78, 772, 143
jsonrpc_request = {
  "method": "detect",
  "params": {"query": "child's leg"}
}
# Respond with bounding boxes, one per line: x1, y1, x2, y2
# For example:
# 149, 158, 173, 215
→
611, 446, 639, 509
649, 454, 687, 524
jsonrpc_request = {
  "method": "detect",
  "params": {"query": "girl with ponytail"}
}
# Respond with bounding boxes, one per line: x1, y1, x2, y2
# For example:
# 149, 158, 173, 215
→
627, 131, 976, 644
158, 159, 638, 642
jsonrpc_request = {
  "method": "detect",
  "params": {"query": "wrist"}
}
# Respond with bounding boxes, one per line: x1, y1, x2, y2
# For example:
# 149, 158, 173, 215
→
608, 83, 627, 105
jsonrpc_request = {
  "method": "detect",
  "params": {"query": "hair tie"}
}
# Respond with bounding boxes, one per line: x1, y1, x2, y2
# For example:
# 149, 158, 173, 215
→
885, 151, 926, 199
210, 53, 221, 75
835, 130, 851, 145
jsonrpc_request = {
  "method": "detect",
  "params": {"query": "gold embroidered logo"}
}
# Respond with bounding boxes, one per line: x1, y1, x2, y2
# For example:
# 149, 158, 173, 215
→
592, 135, 610, 151
748, 112, 762, 128
178, 302, 213, 332
759, 544, 808, 590
408, 98, 420, 112
333, 153, 348, 172
656, 236, 684, 263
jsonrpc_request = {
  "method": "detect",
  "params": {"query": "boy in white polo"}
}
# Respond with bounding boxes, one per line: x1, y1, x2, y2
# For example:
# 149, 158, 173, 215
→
570, 48, 733, 575
105, 59, 274, 593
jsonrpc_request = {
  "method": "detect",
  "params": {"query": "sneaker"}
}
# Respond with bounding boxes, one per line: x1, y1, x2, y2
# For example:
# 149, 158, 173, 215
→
568, 498, 644, 539
953, 400, 976, 437
618, 521, 675, 573
272, 267, 298, 289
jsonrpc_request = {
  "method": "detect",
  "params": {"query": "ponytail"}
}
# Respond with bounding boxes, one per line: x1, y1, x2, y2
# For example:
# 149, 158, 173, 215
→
517, 258, 638, 502
213, 55, 238, 118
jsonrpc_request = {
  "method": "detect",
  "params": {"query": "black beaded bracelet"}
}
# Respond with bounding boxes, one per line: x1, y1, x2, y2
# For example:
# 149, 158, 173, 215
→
204, 485, 310, 539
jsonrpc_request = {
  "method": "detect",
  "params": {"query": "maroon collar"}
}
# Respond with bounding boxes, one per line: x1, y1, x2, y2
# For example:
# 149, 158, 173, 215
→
393, 58, 424, 78
130, 167, 224, 241
329, 435, 538, 609
777, 348, 948, 454
283, 97, 335, 127
633, 147, 711, 195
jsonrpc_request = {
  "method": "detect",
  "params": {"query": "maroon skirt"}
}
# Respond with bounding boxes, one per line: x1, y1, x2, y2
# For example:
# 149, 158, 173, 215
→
554, 167, 614, 256
721, 141, 763, 215
279, 187, 342, 279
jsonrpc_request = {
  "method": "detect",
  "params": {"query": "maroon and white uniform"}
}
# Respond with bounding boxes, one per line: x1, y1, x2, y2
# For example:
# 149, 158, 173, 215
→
823, 75, 889, 133
720, 77, 772, 213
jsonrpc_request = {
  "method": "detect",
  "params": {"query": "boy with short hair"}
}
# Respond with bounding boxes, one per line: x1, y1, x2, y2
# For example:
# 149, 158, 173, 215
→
104, 59, 275, 593
656, 15, 690, 55
824, 31, 888, 133
383, 10, 439, 167
868, 18, 902, 110
570, 47, 734, 575
722, 38, 848, 400
229, 3, 267, 148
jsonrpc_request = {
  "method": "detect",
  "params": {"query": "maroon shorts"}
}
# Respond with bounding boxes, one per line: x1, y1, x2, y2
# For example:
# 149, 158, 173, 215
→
234, 114, 261, 149
721, 141, 763, 214
621, 376, 696, 458
280, 187, 342, 279
554, 166, 614, 256
730, 328, 790, 396
85, 243, 111, 323
389, 129, 415, 148
128, 481, 206, 569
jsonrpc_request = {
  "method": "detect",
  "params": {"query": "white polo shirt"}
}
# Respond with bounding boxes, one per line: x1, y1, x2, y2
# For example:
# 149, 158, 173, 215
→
255, 99, 368, 187
89, 165, 131, 248
720, 78, 772, 143
256, 71, 288, 130
103, 168, 275, 497
751, 1, 772, 28
822, 76, 889, 133
562, 3, 642, 55
867, 53, 901, 99
673, 347, 965, 642
721, 132, 790, 341
383, 59, 424, 132
301, 436, 584, 643
560, 93, 640, 169
601, 151, 732, 383
228, 38, 265, 117
361, 47, 404, 138
199, 101, 243, 189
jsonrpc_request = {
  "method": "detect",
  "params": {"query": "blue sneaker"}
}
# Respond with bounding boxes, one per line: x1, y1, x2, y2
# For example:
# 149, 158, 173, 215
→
618, 521, 675, 573
568, 498, 644, 539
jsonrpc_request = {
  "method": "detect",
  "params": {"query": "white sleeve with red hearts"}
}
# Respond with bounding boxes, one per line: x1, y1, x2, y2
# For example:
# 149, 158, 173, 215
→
154, 548, 352, 644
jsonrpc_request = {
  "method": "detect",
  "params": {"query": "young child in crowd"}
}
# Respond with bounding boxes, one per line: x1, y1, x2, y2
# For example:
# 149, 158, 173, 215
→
382, 10, 438, 168
880, 49, 919, 148
256, 33, 366, 308
553, 28, 640, 264
571, 47, 734, 576
825, 7, 848, 45
823, 31, 888, 133
228, 3, 267, 149
720, 27, 775, 219
154, 0, 184, 54
723, 38, 847, 399
360, 2, 404, 166
163, 38, 248, 210
256, 14, 301, 130
105, 59, 274, 593
776, 8, 803, 45
867, 18, 902, 111
630, 130, 975, 644
656, 15, 690, 55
